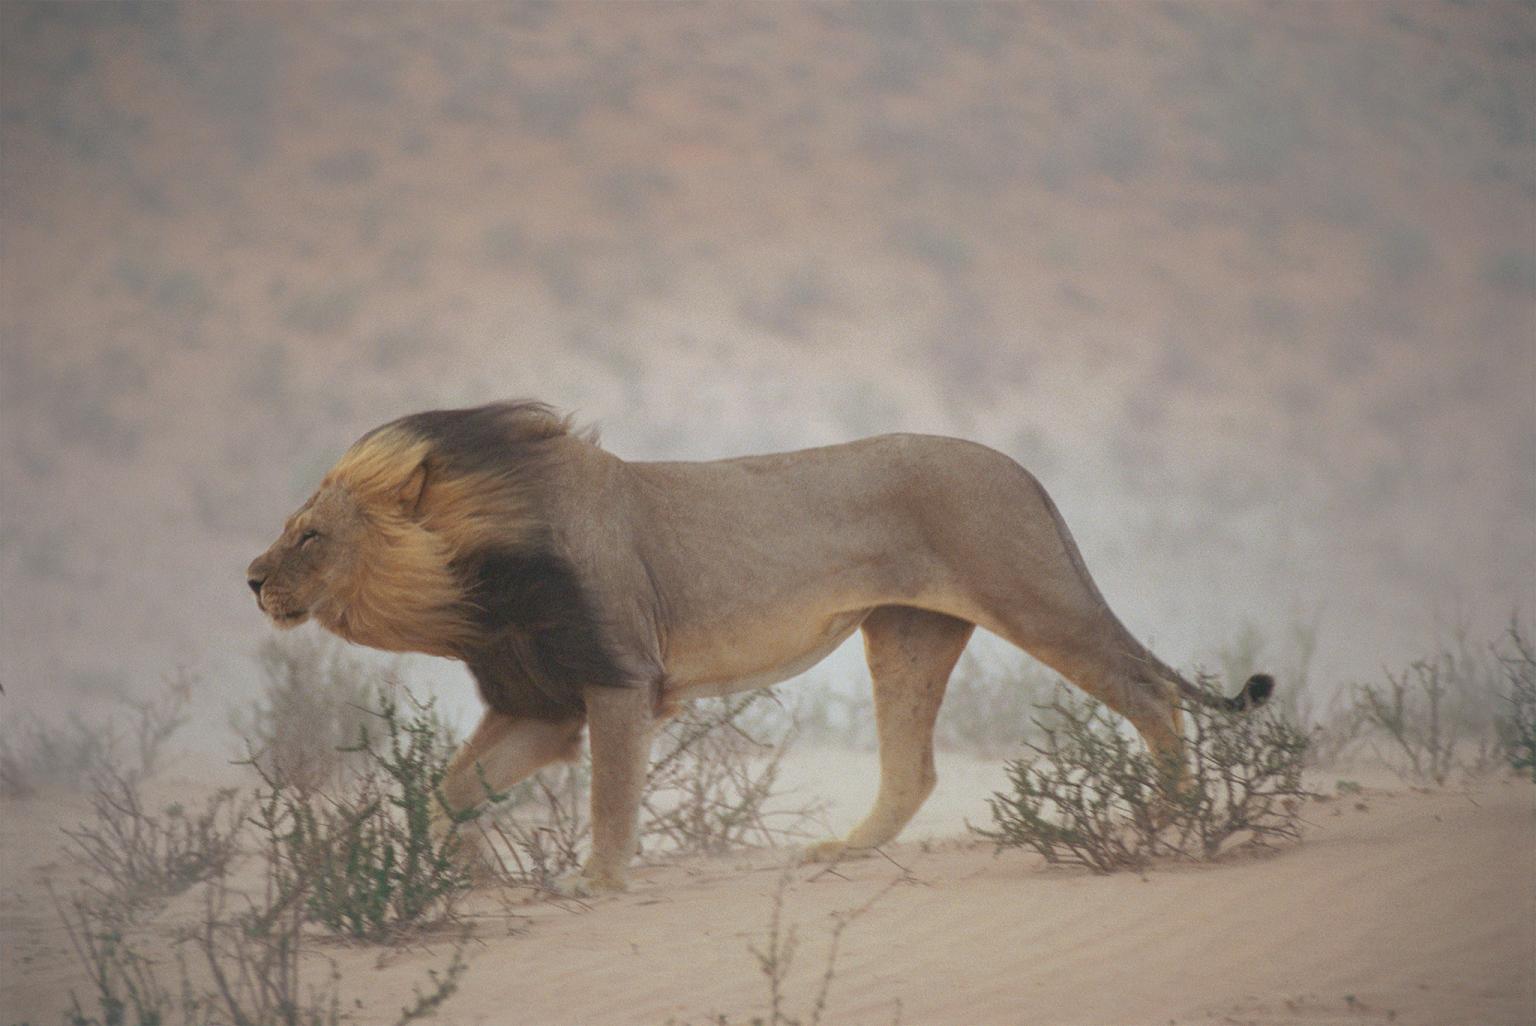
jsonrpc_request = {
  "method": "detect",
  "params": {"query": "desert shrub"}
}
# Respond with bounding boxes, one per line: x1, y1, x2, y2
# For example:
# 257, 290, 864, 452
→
1496, 624, 1536, 782
475, 694, 825, 887
977, 687, 1312, 873
62, 768, 244, 907
247, 686, 471, 940
56, 867, 345, 1026
1, 671, 192, 798
789, 683, 874, 751
1351, 632, 1506, 786
642, 694, 826, 855
55, 838, 466, 1026
51, 661, 472, 1025
476, 764, 590, 890
231, 635, 380, 793
55, 889, 181, 1026
1354, 661, 1458, 786
1, 711, 118, 799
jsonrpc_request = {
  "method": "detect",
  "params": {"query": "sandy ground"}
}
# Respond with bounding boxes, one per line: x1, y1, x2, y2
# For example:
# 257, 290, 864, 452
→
2, 751, 1533, 1026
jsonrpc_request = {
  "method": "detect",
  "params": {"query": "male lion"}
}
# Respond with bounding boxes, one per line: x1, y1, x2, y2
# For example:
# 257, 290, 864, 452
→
247, 401, 1271, 894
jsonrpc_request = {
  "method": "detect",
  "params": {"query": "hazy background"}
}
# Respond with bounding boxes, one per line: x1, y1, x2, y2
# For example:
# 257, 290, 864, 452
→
2, 2, 1532, 736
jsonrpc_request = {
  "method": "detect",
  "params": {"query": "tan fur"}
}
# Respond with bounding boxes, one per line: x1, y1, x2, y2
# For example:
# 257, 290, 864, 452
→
249, 405, 1267, 895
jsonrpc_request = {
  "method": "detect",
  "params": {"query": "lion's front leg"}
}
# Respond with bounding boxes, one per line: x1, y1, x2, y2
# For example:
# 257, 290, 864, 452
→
556, 684, 655, 896
435, 709, 585, 874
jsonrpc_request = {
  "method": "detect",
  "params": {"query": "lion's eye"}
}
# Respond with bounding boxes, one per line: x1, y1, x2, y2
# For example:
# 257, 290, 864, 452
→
299, 529, 320, 547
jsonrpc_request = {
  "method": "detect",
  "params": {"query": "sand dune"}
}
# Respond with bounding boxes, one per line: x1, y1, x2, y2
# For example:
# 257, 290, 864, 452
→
3, 756, 1532, 1026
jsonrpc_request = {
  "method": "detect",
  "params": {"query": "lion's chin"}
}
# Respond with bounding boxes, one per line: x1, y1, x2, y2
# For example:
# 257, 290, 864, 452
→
268, 609, 310, 630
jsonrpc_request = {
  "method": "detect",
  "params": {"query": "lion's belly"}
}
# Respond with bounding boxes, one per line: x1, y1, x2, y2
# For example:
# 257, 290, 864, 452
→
660, 609, 870, 702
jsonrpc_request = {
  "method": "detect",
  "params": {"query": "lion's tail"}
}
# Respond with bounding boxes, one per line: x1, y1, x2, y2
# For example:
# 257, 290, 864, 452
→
1172, 670, 1275, 713
1124, 640, 1274, 712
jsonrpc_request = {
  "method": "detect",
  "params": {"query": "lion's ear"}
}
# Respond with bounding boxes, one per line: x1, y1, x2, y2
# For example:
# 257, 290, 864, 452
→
398, 459, 430, 517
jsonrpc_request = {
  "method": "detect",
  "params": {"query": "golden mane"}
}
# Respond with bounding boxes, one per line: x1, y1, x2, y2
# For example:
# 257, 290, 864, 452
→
306, 403, 624, 716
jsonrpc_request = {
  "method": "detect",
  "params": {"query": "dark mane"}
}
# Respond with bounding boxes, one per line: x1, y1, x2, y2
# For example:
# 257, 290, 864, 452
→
452, 546, 631, 719
364, 401, 628, 719
391, 401, 578, 479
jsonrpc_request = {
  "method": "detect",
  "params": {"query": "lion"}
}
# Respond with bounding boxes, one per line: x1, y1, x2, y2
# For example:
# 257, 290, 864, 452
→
246, 401, 1272, 894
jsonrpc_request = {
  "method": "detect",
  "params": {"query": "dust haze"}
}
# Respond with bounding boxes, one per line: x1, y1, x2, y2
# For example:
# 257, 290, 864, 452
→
2, 2, 1532, 733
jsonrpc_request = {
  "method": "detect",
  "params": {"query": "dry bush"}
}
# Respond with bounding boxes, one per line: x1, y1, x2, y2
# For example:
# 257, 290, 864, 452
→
785, 682, 873, 751
55, 681, 470, 1025
1355, 660, 1460, 786
62, 768, 244, 908
1, 711, 119, 800
978, 687, 1312, 873
1, 671, 192, 798
54, 797, 352, 1026
1351, 629, 1508, 786
55, 889, 180, 1026
1495, 623, 1536, 782
55, 846, 468, 1026
643, 694, 826, 854
474, 694, 826, 889
178, 873, 345, 1026
475, 764, 590, 890
57, 861, 350, 1026
231, 634, 381, 793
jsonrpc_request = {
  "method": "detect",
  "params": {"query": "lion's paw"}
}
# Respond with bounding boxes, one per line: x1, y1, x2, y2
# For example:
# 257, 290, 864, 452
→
550, 870, 627, 898
801, 839, 875, 864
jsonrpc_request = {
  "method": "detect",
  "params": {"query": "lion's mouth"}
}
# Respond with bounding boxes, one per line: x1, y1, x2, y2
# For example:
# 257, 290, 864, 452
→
269, 607, 310, 628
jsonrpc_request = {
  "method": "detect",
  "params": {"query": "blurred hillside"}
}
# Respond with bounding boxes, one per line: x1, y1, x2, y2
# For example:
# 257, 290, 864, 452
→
1, 2, 1532, 716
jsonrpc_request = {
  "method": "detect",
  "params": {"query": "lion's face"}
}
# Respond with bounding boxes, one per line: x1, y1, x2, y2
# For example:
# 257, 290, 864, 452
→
246, 484, 370, 630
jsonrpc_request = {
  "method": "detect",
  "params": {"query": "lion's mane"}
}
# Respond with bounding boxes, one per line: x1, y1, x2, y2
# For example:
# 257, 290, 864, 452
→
319, 402, 628, 719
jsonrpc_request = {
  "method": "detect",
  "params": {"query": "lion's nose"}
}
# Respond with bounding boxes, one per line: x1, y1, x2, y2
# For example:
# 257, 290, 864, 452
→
248, 577, 265, 597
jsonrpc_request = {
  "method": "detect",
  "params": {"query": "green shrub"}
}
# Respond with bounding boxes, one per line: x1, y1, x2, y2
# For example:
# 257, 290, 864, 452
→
978, 688, 1312, 873
248, 687, 470, 940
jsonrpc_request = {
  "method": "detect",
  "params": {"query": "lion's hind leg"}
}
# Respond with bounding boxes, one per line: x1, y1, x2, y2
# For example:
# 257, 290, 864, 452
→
805, 606, 974, 863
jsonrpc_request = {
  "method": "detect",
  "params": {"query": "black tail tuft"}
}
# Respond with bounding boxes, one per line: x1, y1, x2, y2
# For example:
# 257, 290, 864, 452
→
1226, 673, 1275, 712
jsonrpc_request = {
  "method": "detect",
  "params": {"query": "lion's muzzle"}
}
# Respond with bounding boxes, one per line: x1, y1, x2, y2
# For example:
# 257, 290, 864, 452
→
246, 553, 308, 627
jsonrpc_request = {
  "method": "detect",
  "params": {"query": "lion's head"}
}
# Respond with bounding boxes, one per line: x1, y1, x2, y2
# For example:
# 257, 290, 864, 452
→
246, 481, 377, 631
245, 403, 576, 660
